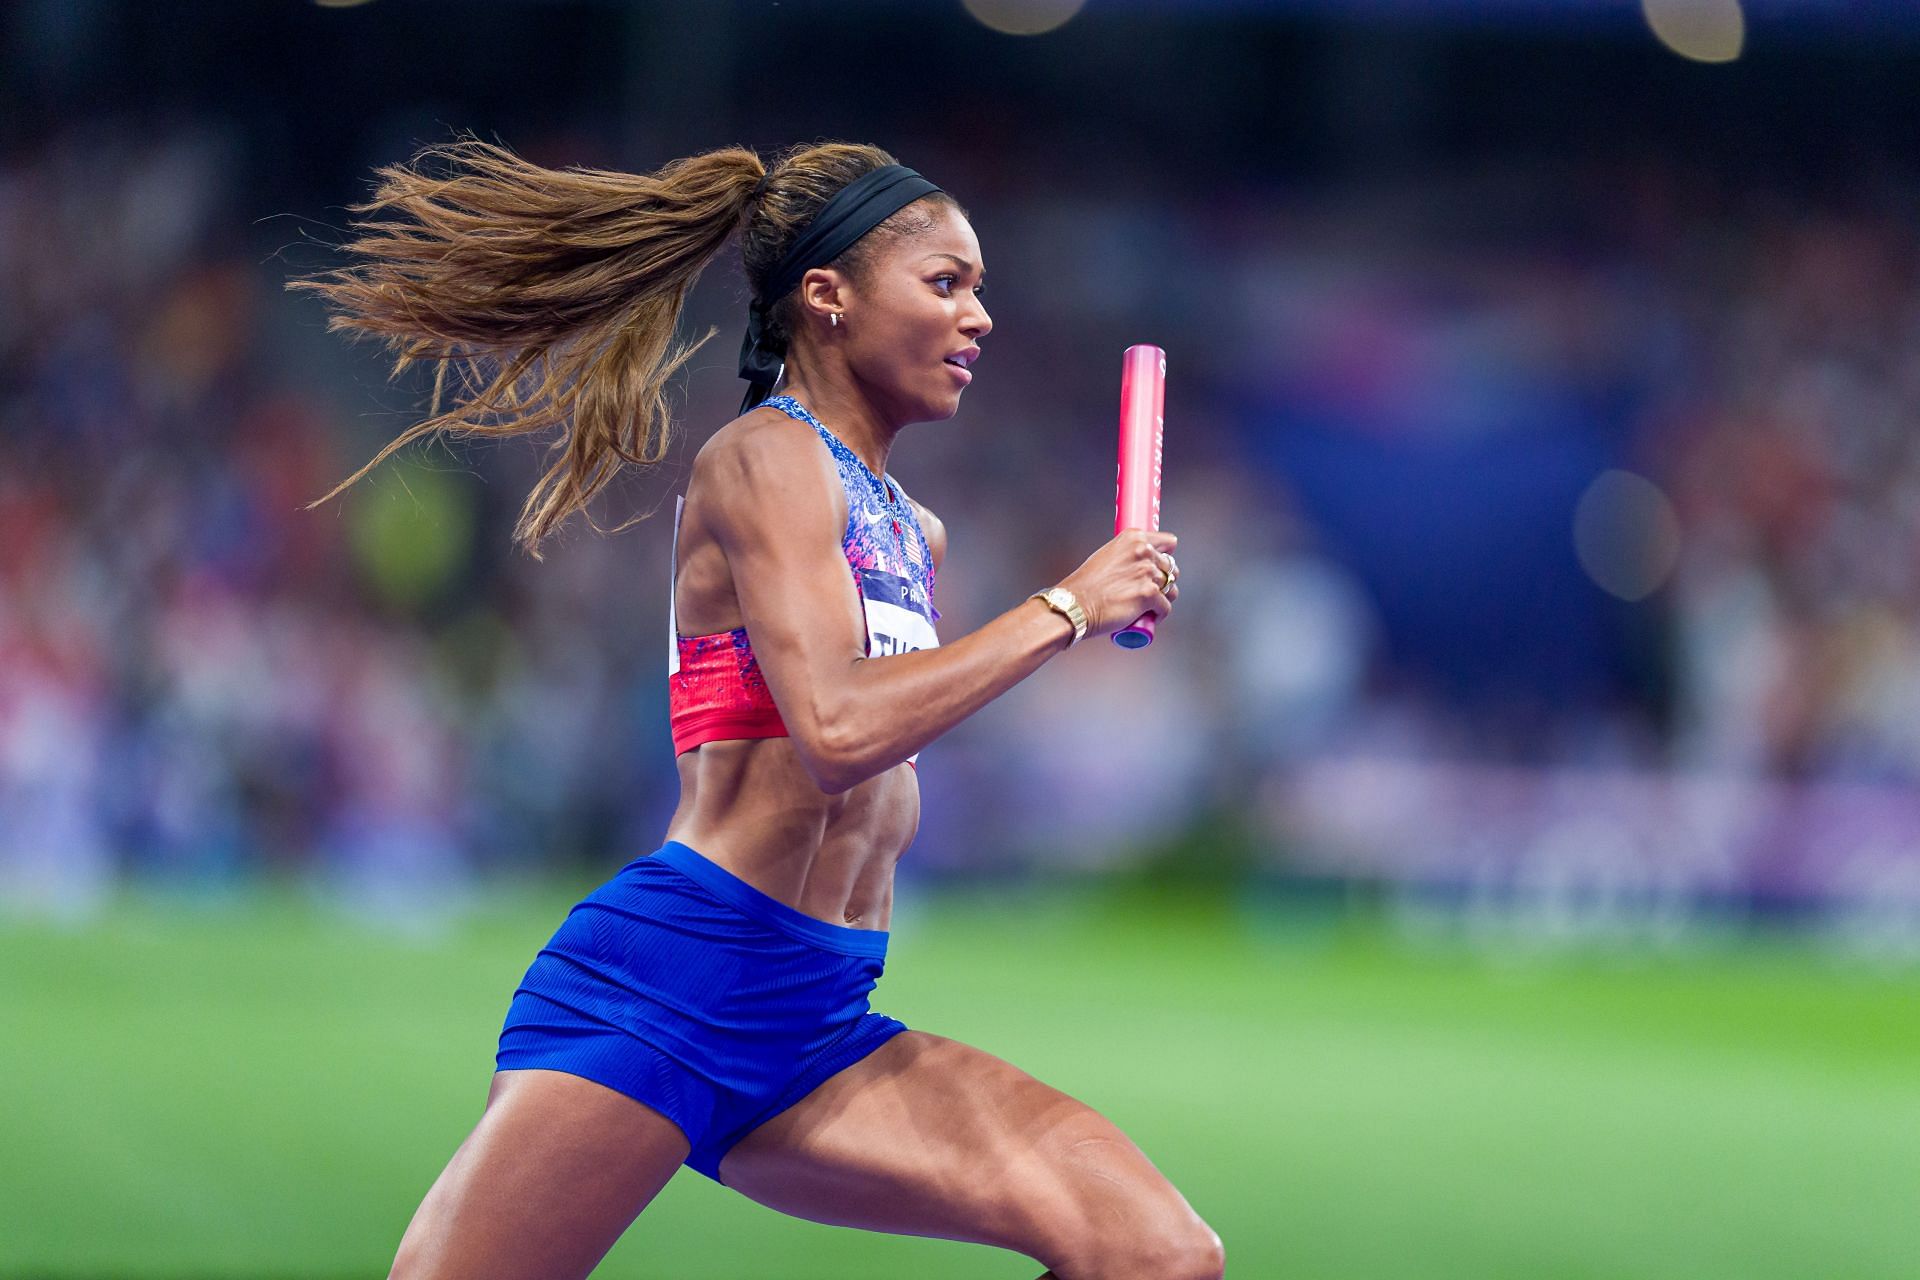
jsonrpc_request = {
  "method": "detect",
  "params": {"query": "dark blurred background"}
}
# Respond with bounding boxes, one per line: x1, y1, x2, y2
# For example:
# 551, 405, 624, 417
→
6, 3, 1920, 1277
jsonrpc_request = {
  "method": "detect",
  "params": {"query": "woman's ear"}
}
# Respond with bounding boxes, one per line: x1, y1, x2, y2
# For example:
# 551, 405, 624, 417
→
797, 267, 851, 326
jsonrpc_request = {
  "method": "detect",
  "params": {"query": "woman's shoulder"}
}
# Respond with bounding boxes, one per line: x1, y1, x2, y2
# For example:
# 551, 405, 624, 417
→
697, 404, 823, 474
689, 406, 845, 528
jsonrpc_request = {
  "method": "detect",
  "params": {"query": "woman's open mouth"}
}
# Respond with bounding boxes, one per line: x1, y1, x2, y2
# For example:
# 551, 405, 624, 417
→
943, 346, 979, 385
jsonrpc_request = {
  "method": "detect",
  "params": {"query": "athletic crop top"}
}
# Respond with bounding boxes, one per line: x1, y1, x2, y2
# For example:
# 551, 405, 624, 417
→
667, 394, 942, 767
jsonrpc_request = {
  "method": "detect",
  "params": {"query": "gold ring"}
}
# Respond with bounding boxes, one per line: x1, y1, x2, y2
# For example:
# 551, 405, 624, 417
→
1159, 564, 1174, 592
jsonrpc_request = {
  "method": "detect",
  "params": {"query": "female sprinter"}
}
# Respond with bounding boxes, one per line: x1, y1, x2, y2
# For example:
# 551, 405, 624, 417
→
297, 139, 1215, 1280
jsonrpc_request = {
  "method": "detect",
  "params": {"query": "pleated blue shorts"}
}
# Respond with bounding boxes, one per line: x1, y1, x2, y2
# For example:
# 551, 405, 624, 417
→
495, 840, 908, 1183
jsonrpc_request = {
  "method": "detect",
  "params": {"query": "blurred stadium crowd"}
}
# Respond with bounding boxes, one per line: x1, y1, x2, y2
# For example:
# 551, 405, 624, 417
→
5, 99, 1919, 947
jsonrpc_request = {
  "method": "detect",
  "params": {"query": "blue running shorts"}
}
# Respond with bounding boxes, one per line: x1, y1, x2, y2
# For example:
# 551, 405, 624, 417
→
495, 840, 909, 1183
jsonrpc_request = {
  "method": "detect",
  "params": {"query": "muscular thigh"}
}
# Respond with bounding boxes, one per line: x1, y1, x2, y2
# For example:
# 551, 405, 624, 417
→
717, 1031, 1209, 1273
391, 1069, 691, 1280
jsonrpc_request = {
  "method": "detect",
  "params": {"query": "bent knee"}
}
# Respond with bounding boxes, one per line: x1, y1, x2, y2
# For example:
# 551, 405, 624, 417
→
1056, 1209, 1224, 1280
1182, 1220, 1228, 1280
1139, 1217, 1225, 1280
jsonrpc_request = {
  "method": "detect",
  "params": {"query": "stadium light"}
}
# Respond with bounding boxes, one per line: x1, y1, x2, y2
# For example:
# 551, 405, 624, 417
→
962, 0, 1087, 37
1642, 0, 1745, 63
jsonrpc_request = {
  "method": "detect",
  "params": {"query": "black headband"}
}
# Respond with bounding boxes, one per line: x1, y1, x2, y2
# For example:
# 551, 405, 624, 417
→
737, 163, 944, 413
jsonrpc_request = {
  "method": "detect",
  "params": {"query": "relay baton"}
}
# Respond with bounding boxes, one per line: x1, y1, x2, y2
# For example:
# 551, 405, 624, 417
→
1112, 343, 1167, 649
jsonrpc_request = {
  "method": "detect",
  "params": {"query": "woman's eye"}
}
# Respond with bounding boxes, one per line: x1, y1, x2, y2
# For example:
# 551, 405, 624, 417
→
933, 275, 986, 298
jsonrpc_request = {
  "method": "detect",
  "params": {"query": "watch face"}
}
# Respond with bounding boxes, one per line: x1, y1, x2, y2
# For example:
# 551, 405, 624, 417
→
1036, 589, 1080, 641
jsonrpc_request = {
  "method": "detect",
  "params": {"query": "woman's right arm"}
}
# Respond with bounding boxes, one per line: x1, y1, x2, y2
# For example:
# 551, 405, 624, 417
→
702, 419, 1178, 795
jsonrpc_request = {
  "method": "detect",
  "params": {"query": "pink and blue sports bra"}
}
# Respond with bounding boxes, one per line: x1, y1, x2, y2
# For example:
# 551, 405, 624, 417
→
667, 394, 941, 766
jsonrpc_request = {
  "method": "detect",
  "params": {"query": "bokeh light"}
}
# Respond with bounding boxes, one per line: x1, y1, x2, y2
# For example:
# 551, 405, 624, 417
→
345, 460, 476, 609
1573, 469, 1683, 602
962, 0, 1087, 37
1642, 0, 1745, 63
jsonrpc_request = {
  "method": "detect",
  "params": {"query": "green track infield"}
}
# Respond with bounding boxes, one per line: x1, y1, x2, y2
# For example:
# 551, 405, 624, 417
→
3, 885, 1915, 1278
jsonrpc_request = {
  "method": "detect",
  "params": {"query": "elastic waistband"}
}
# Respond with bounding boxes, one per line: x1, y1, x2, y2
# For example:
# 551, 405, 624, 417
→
645, 840, 890, 959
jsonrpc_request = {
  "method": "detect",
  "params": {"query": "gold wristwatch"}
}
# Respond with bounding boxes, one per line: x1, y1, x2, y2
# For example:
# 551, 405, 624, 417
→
1030, 586, 1088, 646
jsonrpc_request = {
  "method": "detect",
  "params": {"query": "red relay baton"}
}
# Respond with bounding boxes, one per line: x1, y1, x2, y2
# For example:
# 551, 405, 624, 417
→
1112, 344, 1167, 649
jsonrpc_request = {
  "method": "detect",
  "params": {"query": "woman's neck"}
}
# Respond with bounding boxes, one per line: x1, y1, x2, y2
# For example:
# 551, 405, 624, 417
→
777, 372, 901, 480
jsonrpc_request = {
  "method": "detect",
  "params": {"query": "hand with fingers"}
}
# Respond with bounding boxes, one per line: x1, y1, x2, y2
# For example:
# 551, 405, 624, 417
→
1048, 528, 1179, 644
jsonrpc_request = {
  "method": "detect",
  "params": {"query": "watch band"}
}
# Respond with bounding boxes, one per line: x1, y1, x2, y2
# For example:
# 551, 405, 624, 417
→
1031, 586, 1088, 646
